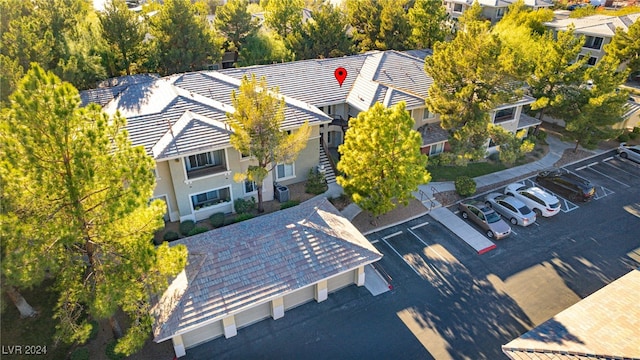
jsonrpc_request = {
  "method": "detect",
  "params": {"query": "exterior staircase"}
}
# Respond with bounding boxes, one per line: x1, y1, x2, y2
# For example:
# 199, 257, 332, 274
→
319, 144, 337, 184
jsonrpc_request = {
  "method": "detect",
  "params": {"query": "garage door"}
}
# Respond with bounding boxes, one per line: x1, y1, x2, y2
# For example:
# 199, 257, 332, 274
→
328, 270, 355, 292
235, 302, 271, 329
283, 285, 315, 310
182, 320, 224, 349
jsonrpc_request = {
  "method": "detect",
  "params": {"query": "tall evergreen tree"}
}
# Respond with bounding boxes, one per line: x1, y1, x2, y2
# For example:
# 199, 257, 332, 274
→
0, 65, 187, 356
150, 0, 221, 75
345, 0, 382, 52
605, 19, 640, 77
425, 3, 520, 162
564, 57, 629, 151
337, 102, 430, 217
288, 2, 352, 59
261, 0, 304, 40
227, 75, 311, 213
408, 0, 450, 49
99, 0, 146, 75
214, 0, 259, 51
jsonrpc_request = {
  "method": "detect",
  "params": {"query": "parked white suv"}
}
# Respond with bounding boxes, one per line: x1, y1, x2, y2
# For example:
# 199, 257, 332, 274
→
504, 183, 561, 217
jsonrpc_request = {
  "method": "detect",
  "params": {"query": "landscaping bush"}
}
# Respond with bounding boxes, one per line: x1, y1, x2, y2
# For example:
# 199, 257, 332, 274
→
209, 212, 226, 228
70, 347, 90, 360
105, 341, 125, 360
305, 169, 328, 195
163, 231, 180, 241
618, 132, 630, 142
633, 126, 640, 134
187, 226, 209, 236
280, 200, 300, 210
455, 176, 476, 197
234, 213, 254, 223
629, 130, 639, 140
179, 220, 195, 236
233, 197, 256, 214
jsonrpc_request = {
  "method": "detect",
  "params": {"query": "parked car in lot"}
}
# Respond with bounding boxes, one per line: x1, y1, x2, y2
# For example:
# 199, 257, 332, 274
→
484, 193, 536, 226
458, 200, 512, 239
504, 183, 561, 217
617, 142, 640, 163
535, 169, 595, 202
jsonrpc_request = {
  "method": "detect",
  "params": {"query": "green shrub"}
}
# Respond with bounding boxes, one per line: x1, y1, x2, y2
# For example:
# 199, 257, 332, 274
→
535, 130, 548, 144
487, 152, 500, 162
455, 176, 476, 197
618, 132, 630, 142
179, 220, 195, 236
305, 169, 328, 195
187, 226, 209, 236
234, 213, 254, 223
234, 197, 256, 214
280, 200, 300, 210
163, 231, 179, 241
633, 126, 640, 134
105, 341, 125, 360
70, 347, 90, 360
629, 132, 639, 140
209, 212, 226, 228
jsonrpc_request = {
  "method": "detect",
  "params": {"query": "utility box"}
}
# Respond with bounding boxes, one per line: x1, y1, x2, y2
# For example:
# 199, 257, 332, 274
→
274, 183, 290, 202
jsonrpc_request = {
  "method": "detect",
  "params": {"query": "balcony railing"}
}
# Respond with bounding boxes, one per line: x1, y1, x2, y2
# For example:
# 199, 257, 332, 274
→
186, 164, 227, 179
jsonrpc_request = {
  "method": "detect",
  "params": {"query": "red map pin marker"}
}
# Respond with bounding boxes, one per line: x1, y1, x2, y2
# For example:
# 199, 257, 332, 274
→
334, 67, 347, 87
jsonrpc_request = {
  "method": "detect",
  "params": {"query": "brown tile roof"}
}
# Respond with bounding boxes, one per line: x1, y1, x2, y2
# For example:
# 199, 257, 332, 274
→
152, 197, 382, 342
502, 268, 640, 360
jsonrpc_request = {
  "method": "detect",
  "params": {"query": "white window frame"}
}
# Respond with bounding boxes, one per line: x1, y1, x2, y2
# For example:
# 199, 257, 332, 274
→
244, 180, 257, 195
583, 36, 604, 50
453, 3, 463, 12
275, 162, 295, 181
422, 108, 435, 121
185, 149, 225, 171
190, 186, 232, 211
496, 7, 505, 16
430, 142, 444, 156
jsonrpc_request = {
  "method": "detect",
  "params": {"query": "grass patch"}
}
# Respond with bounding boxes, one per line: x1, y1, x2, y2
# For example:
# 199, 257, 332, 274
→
428, 161, 507, 182
0, 280, 72, 360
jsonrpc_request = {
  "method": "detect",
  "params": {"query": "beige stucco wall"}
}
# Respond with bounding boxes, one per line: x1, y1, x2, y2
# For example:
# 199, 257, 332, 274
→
153, 161, 180, 221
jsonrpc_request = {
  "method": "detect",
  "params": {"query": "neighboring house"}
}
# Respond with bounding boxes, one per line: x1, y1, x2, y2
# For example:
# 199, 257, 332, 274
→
152, 197, 383, 358
502, 267, 640, 359
83, 50, 539, 222
544, 13, 640, 67
444, 0, 552, 22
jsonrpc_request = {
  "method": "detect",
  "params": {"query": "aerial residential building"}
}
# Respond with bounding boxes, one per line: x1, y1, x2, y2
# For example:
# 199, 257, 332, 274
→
544, 13, 640, 67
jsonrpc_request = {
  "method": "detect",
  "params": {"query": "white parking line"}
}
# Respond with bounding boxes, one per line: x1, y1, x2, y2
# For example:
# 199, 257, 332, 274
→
602, 156, 613, 162
602, 160, 640, 177
370, 239, 379, 244
410, 222, 429, 230
575, 165, 587, 171
381, 237, 421, 277
511, 229, 518, 236
584, 165, 630, 187
382, 231, 403, 240
407, 228, 448, 263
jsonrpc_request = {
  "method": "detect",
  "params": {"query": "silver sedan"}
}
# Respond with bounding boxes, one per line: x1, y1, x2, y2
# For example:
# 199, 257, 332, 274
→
485, 193, 537, 227
458, 200, 512, 240
617, 142, 640, 163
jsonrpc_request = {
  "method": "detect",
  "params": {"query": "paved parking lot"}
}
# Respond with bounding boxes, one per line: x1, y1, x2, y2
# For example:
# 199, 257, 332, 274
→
185, 151, 640, 360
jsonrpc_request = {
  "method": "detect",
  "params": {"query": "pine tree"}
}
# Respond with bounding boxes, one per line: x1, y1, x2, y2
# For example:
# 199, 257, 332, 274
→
425, 5, 519, 162
0, 65, 187, 356
150, 0, 221, 75
227, 75, 311, 213
337, 102, 430, 217
605, 19, 640, 77
287, 2, 352, 60
214, 0, 259, 51
408, 0, 450, 49
261, 0, 304, 41
564, 57, 629, 151
99, 0, 146, 75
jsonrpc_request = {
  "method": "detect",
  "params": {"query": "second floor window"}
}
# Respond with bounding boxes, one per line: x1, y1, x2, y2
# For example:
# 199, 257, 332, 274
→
495, 107, 515, 122
453, 3, 463, 12
185, 150, 226, 179
584, 36, 603, 50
